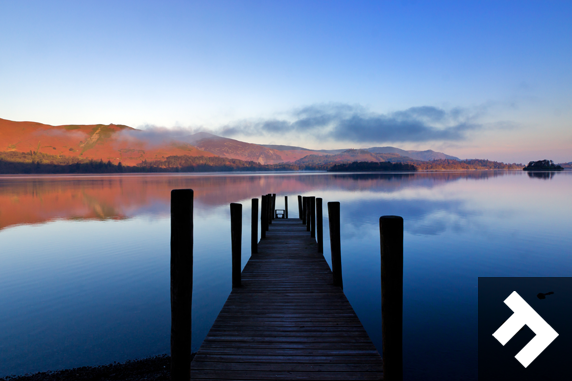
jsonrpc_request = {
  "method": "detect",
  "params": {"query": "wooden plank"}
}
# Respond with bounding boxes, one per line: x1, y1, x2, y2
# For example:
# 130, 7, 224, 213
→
191, 218, 383, 380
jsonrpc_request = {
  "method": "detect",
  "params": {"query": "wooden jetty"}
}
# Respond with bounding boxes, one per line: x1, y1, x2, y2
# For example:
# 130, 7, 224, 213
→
190, 203, 384, 380
171, 191, 403, 381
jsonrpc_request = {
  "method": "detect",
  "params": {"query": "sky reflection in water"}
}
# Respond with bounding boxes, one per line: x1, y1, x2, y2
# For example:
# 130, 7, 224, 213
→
0, 171, 571, 380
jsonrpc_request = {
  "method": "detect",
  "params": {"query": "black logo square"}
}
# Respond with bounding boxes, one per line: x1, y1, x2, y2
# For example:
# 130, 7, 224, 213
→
479, 277, 572, 380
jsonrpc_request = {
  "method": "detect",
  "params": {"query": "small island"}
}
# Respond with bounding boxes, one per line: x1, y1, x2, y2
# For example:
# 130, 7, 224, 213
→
523, 160, 564, 171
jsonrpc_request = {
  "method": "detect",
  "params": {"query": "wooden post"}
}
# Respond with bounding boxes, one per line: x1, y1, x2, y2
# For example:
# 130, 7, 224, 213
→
231, 203, 242, 288
305, 198, 311, 232
310, 196, 316, 239
251, 198, 258, 254
266, 193, 274, 225
261, 195, 267, 238
301, 196, 307, 224
328, 202, 343, 288
170, 189, 193, 381
285, 196, 288, 219
298, 195, 302, 220
317, 198, 323, 253
272, 194, 276, 219
380, 216, 404, 381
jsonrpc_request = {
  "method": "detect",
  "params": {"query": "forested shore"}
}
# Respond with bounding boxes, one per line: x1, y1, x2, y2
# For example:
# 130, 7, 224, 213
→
1, 151, 525, 174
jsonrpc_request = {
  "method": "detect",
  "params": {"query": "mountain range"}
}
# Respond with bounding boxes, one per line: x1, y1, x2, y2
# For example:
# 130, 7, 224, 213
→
0, 118, 460, 167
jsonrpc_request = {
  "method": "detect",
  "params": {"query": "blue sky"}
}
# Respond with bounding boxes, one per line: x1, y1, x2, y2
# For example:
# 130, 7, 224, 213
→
1, 1, 571, 162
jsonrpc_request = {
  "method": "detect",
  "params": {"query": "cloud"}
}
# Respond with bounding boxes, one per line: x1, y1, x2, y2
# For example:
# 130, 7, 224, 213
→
118, 125, 213, 146
218, 103, 484, 143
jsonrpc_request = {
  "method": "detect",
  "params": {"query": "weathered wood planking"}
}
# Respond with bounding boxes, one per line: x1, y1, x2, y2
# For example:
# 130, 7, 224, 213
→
191, 218, 383, 380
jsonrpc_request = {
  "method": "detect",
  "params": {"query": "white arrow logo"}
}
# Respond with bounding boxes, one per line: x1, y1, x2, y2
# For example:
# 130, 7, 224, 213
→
492, 291, 559, 368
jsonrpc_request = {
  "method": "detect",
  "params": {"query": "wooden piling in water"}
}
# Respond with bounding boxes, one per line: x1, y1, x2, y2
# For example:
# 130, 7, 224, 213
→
297, 195, 302, 220
285, 196, 288, 219
273, 194, 276, 219
328, 202, 343, 288
251, 198, 258, 254
316, 198, 323, 253
267, 194, 273, 225
305, 197, 311, 232
380, 215, 404, 381
310, 196, 316, 239
231, 203, 242, 288
260, 195, 267, 238
170, 189, 193, 381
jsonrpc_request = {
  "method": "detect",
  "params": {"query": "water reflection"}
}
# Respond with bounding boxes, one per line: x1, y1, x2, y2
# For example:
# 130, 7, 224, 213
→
0, 171, 515, 231
1, 170, 571, 381
527, 171, 558, 180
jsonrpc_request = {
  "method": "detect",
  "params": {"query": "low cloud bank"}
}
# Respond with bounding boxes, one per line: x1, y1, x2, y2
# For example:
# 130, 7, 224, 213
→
219, 103, 483, 143
118, 125, 213, 146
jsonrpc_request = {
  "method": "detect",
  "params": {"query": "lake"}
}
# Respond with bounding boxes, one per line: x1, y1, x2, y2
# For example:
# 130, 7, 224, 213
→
1, 171, 571, 380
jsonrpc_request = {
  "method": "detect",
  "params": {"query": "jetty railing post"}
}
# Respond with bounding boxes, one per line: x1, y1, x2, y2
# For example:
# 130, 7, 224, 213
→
317, 198, 323, 253
251, 198, 258, 254
298, 195, 302, 220
272, 193, 276, 219
285, 196, 288, 219
265, 195, 270, 231
310, 196, 316, 239
231, 203, 242, 288
380, 216, 404, 381
267, 194, 273, 225
261, 195, 267, 238
306, 198, 311, 232
170, 189, 193, 381
328, 202, 343, 288
302, 196, 307, 224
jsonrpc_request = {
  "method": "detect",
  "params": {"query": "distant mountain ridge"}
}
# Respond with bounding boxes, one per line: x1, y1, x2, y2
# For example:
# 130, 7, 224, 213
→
366, 147, 459, 161
264, 144, 459, 161
2, 117, 461, 167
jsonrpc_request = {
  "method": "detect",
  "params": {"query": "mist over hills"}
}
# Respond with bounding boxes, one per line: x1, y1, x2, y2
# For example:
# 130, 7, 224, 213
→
0, 117, 479, 170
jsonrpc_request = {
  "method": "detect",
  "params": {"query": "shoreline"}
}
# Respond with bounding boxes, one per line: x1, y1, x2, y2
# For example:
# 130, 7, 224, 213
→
0, 354, 195, 381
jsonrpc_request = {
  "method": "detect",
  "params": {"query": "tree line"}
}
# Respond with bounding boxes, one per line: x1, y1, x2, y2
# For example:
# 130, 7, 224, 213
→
0, 151, 525, 174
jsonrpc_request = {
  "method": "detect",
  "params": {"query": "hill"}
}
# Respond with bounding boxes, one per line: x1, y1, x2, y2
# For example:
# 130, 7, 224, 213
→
2, 117, 515, 173
0, 118, 216, 166
366, 147, 459, 161
294, 149, 415, 166
188, 133, 294, 164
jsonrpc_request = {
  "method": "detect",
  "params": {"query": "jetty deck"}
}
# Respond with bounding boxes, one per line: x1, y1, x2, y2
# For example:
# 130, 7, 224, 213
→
190, 218, 384, 380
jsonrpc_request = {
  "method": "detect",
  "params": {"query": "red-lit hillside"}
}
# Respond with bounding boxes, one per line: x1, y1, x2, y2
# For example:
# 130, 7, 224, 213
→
0, 118, 216, 166
187, 132, 330, 164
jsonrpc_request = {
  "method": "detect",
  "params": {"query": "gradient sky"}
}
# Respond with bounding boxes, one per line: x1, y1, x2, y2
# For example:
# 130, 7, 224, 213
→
1, 1, 571, 162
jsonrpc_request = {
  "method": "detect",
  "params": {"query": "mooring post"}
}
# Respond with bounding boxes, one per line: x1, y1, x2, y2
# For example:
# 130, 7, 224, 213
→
310, 196, 316, 239
302, 196, 307, 224
317, 198, 323, 253
266, 195, 270, 226
266, 193, 274, 225
261, 195, 267, 238
328, 202, 343, 288
251, 198, 258, 254
272, 193, 276, 219
380, 216, 404, 381
306, 197, 311, 232
298, 195, 302, 220
231, 203, 242, 288
170, 189, 193, 381
285, 196, 288, 219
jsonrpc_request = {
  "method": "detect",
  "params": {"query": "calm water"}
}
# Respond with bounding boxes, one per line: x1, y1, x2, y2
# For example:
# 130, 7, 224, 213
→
1, 171, 571, 380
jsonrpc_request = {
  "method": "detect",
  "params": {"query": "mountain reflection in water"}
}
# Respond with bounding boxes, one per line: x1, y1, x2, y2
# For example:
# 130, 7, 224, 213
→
0, 171, 517, 231
1, 170, 570, 381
